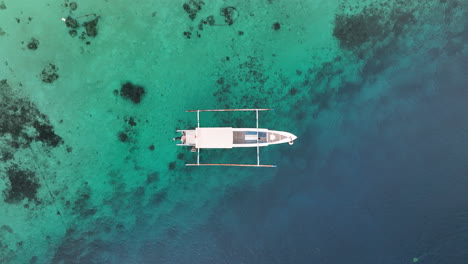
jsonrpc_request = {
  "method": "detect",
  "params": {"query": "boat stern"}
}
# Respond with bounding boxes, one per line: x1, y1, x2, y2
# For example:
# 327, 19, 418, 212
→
175, 130, 196, 146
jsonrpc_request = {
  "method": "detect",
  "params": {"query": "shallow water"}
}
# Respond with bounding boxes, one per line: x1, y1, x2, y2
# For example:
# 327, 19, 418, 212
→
0, 0, 467, 263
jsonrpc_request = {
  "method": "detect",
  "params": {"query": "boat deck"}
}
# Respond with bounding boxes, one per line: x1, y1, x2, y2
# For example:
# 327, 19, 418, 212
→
233, 131, 267, 144
268, 131, 289, 142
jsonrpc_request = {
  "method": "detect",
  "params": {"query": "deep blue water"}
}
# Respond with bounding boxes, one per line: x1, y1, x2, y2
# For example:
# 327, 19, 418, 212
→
148, 35, 468, 264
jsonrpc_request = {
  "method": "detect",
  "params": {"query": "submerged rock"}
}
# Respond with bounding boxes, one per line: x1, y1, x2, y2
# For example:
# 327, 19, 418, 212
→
1, 151, 14, 161
32, 120, 63, 147
83, 17, 100, 37
65, 16, 79, 29
220, 6, 238, 25
27, 38, 39, 50
183, 0, 205, 20
120, 82, 145, 104
333, 13, 384, 50
40, 63, 59, 83
68, 29, 77, 37
0, 79, 63, 148
206, 15, 215, 26
69, 2, 78, 11
4, 165, 40, 204
118, 131, 129, 142
272, 22, 281, 30
127, 117, 137, 127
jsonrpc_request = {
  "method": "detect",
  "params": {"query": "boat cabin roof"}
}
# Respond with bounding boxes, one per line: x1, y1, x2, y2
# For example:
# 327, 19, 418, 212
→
196, 127, 233, 149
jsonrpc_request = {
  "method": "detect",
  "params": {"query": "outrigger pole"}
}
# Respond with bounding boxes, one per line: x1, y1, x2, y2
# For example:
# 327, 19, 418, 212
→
186, 164, 277, 167
185, 108, 276, 168
186, 108, 273, 112
197, 110, 200, 165
256, 109, 260, 166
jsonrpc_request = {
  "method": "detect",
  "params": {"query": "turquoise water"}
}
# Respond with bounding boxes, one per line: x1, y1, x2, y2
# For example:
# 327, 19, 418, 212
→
1, 0, 467, 263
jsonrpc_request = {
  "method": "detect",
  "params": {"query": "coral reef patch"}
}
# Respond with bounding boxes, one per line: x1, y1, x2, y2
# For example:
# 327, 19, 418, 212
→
182, 2, 239, 39
63, 14, 100, 44
27, 38, 39, 50
40, 63, 59, 83
183, 0, 205, 20
332, 2, 417, 52
3, 165, 40, 204
83, 17, 99, 37
0, 80, 63, 149
119, 82, 145, 104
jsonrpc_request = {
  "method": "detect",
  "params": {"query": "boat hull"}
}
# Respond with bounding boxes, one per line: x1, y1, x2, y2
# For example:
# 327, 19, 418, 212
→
232, 129, 297, 148
176, 128, 297, 148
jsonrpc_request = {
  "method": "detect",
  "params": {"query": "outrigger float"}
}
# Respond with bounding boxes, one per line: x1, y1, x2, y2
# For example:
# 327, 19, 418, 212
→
174, 109, 297, 167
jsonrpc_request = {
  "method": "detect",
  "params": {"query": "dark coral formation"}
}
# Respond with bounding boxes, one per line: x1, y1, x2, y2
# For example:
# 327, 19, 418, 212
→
0, 80, 63, 149
206, 15, 215, 26
151, 189, 168, 205
51, 227, 121, 264
289, 87, 298, 96
32, 120, 63, 147
294, 1, 430, 119
183, 31, 192, 39
126, 117, 137, 127
68, 30, 77, 37
3, 165, 40, 204
0, 240, 15, 263
183, 0, 205, 20
118, 131, 128, 142
120, 82, 145, 104
220, 6, 239, 25
177, 152, 185, 160
333, 12, 384, 50
212, 56, 271, 109
65, 16, 79, 29
63, 14, 99, 44
333, 5, 416, 51
182, 3, 239, 39
116, 116, 141, 145
83, 17, 99, 37
71, 183, 97, 218
272, 22, 281, 30
27, 38, 39, 50
69, 2, 78, 11
1, 151, 13, 161
40, 63, 59, 83
146, 172, 159, 184
168, 161, 176, 170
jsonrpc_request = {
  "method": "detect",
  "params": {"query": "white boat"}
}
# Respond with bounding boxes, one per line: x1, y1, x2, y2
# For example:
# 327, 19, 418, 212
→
174, 109, 297, 167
